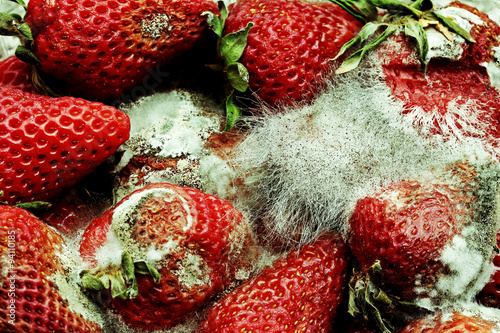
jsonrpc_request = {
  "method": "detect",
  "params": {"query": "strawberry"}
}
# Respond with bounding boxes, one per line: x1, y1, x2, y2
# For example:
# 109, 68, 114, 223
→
1, 0, 218, 101
0, 205, 103, 332
79, 182, 256, 331
399, 311, 499, 333
39, 188, 108, 235
334, 0, 500, 160
0, 86, 130, 204
348, 161, 500, 309
220, 0, 364, 107
199, 233, 349, 333
476, 229, 500, 309
0, 56, 38, 94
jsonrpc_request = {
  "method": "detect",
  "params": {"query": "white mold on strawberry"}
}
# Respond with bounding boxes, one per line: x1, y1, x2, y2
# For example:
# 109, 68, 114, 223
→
115, 90, 243, 202
232, 64, 496, 246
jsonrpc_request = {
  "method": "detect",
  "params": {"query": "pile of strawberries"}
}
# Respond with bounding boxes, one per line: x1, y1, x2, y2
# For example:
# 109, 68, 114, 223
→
1, 0, 500, 332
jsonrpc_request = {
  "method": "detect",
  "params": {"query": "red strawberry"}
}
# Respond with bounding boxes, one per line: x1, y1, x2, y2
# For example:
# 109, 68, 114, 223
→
39, 188, 108, 235
0, 205, 103, 332
477, 230, 500, 309
79, 182, 256, 331
348, 161, 500, 305
399, 311, 498, 333
222, 0, 364, 107
199, 233, 349, 333
0, 56, 38, 93
2, 0, 218, 101
0, 87, 130, 204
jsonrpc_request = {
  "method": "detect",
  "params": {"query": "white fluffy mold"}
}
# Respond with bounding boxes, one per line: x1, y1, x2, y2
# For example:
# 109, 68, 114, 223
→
115, 90, 246, 202
231, 59, 500, 248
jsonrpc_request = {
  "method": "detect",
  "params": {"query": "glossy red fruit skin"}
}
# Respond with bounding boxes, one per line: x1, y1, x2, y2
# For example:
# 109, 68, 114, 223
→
25, 0, 218, 101
199, 233, 349, 333
349, 180, 463, 300
0, 206, 102, 333
477, 231, 500, 308
80, 183, 253, 330
224, 0, 363, 106
0, 87, 130, 204
399, 312, 496, 333
0, 56, 38, 93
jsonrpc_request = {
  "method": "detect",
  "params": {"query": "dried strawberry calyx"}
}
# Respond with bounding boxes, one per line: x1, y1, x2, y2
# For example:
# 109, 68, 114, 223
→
80, 251, 161, 301
332, 0, 476, 74
203, 1, 253, 131
348, 261, 428, 333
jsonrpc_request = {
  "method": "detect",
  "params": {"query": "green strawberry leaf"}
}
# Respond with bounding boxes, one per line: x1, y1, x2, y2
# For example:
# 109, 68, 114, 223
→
224, 91, 241, 132
220, 22, 254, 67
14, 201, 51, 213
218, 0, 228, 28
227, 62, 249, 92
434, 12, 475, 42
370, 0, 422, 17
81, 274, 106, 291
409, 0, 433, 11
204, 10, 223, 38
134, 261, 161, 283
334, 21, 384, 61
9, 0, 27, 9
336, 24, 398, 74
0, 12, 22, 36
121, 251, 136, 285
15, 44, 39, 65
14, 22, 32, 40
80, 251, 161, 301
329, 0, 378, 23
404, 18, 428, 69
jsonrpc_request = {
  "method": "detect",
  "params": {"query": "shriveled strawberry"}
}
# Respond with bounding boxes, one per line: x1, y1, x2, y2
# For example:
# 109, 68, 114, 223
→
1, 0, 218, 101
476, 230, 500, 309
0, 205, 103, 332
222, 0, 364, 107
0, 87, 130, 204
399, 311, 498, 333
349, 161, 500, 307
0, 56, 38, 93
199, 233, 349, 333
79, 182, 256, 331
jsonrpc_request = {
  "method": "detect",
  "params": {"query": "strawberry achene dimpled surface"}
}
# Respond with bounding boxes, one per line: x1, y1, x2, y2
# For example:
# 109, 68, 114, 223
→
200, 233, 348, 333
349, 181, 461, 300
79, 183, 252, 330
0, 87, 130, 204
25, 0, 218, 101
0, 206, 102, 332
224, 0, 363, 105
